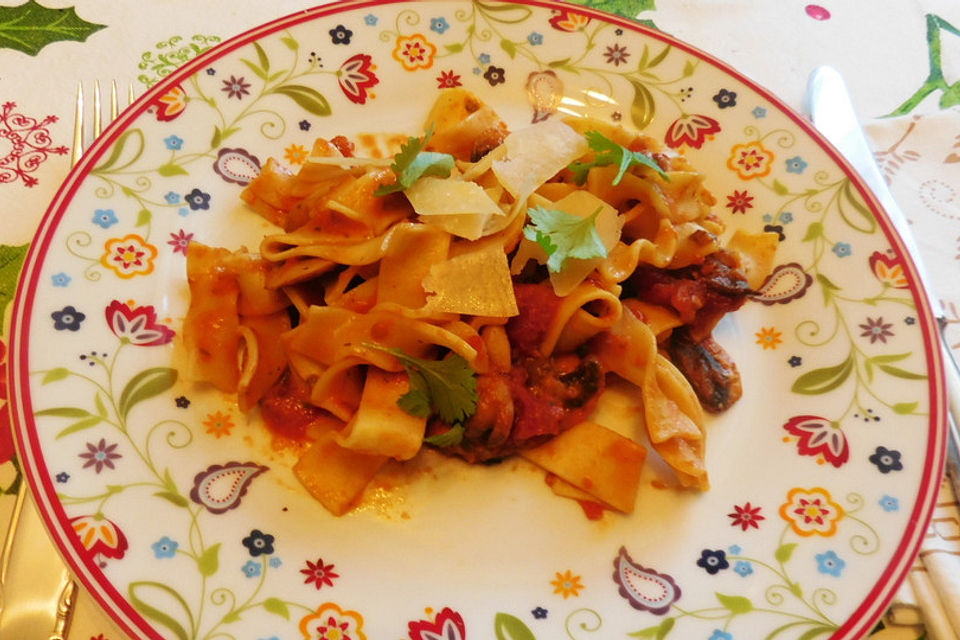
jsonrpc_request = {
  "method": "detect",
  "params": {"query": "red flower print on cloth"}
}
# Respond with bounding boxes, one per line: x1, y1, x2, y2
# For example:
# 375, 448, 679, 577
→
151, 84, 188, 122
70, 513, 128, 560
728, 502, 765, 530
548, 9, 591, 31
338, 53, 379, 104
0, 338, 12, 463
301, 557, 340, 589
725, 189, 754, 214
408, 607, 466, 640
0, 101, 68, 187
664, 113, 721, 150
869, 250, 910, 288
783, 414, 849, 468
105, 299, 175, 346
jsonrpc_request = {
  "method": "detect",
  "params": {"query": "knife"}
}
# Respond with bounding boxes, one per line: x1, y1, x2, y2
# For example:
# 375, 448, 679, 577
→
806, 65, 960, 498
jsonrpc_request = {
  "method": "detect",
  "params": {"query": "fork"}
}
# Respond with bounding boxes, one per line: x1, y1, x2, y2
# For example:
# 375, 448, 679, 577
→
0, 80, 134, 640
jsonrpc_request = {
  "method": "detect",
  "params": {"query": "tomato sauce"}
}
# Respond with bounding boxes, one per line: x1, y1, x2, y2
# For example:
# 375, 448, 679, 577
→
259, 372, 325, 442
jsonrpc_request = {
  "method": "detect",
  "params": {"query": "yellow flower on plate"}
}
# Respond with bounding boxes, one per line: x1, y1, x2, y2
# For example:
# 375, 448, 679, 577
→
551, 569, 584, 599
393, 33, 437, 71
779, 486, 845, 537
727, 140, 774, 179
285, 143, 309, 165
101, 233, 158, 279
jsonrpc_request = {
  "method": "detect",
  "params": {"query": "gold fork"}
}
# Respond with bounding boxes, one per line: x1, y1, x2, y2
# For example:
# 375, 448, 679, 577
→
0, 80, 134, 640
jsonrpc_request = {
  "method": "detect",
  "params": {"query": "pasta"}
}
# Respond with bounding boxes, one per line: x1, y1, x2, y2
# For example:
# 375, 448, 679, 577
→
182, 89, 777, 517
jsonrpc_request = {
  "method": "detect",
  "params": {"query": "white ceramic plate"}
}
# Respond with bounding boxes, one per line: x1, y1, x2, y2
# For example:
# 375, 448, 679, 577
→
10, 2, 946, 639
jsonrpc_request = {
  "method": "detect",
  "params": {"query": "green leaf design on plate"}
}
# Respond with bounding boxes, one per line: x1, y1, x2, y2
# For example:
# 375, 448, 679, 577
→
837, 180, 876, 234
494, 612, 536, 640
628, 78, 655, 130
154, 490, 189, 507
35, 407, 93, 418
0, 1, 105, 56
118, 367, 177, 420
791, 356, 853, 395
774, 542, 798, 563
196, 542, 220, 577
157, 162, 189, 177
92, 129, 145, 174
263, 597, 290, 619
55, 415, 102, 439
41, 367, 69, 383
0, 243, 28, 323
136, 209, 152, 227
267, 84, 332, 116
716, 592, 753, 614
893, 401, 920, 414
129, 581, 195, 640
630, 618, 674, 639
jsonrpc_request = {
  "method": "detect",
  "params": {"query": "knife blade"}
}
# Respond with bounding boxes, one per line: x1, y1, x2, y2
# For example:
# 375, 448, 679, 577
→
806, 65, 960, 497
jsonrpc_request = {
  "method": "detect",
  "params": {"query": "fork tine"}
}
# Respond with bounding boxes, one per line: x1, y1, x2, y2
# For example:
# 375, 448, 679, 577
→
71, 82, 84, 168
110, 79, 118, 121
93, 79, 102, 139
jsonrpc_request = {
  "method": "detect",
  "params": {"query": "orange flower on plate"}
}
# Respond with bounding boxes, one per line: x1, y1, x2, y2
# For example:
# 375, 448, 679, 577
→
203, 411, 234, 438
392, 34, 436, 71
727, 140, 774, 179
101, 234, 158, 279
779, 486, 845, 537
550, 569, 584, 598
755, 326, 782, 350
299, 601, 366, 640
284, 143, 308, 165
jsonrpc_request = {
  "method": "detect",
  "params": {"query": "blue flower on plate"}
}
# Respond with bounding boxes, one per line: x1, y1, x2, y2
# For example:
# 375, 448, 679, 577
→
185, 188, 211, 211
364, 13, 378, 26
242, 559, 262, 578
242, 529, 275, 556
329, 24, 353, 45
734, 560, 753, 577
709, 630, 733, 640
696, 549, 729, 575
151, 536, 179, 559
528, 31, 543, 45
785, 156, 808, 174
92, 208, 118, 229
781, 211, 794, 223
727, 544, 741, 555
478, 52, 491, 65
51, 305, 85, 331
431, 17, 449, 34
815, 550, 845, 577
832, 242, 852, 257
879, 495, 900, 512
51, 272, 71, 287
164, 191, 180, 205
752, 106, 767, 118
269, 556, 283, 568
164, 135, 183, 151
869, 446, 903, 473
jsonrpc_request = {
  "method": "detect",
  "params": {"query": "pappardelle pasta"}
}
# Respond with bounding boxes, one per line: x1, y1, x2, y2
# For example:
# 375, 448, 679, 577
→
182, 89, 778, 517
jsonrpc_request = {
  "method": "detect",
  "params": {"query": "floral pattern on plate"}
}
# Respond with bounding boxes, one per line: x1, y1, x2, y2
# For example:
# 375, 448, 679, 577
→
8, 1, 942, 639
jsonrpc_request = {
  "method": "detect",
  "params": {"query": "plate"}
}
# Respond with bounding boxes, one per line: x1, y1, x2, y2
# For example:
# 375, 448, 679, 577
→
9, 1, 946, 639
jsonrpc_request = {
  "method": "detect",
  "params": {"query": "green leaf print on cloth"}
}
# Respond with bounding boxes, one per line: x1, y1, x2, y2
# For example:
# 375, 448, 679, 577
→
0, 243, 28, 323
0, 1, 105, 56
565, 0, 657, 25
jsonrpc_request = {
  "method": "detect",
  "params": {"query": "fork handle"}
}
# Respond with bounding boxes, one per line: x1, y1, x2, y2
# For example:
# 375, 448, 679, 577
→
0, 483, 77, 639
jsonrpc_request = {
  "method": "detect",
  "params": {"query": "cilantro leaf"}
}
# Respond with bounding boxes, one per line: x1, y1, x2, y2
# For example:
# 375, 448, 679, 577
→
569, 130, 668, 185
373, 125, 455, 196
363, 343, 478, 424
423, 424, 465, 447
523, 205, 609, 273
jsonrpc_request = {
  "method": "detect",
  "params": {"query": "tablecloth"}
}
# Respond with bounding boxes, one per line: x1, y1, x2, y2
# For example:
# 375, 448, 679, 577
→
2, 1, 960, 639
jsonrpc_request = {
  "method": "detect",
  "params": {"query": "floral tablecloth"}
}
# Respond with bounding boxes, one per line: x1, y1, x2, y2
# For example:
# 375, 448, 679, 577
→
2, 1, 960, 639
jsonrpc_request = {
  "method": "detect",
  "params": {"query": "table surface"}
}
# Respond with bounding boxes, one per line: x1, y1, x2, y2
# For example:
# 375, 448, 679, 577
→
2, 1, 960, 639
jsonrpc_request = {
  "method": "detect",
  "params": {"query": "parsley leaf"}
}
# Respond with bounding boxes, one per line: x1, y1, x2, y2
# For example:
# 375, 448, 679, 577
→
568, 130, 669, 185
373, 125, 455, 196
523, 205, 609, 273
423, 424, 465, 447
363, 343, 478, 425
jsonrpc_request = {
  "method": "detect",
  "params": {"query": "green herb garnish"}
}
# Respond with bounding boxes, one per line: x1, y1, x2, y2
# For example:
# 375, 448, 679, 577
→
523, 205, 609, 273
373, 125, 455, 196
423, 424, 465, 447
363, 343, 478, 426
568, 130, 669, 185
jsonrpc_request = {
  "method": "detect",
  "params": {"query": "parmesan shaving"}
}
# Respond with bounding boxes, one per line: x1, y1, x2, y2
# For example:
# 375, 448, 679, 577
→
405, 176, 505, 240
423, 243, 519, 317
492, 120, 588, 200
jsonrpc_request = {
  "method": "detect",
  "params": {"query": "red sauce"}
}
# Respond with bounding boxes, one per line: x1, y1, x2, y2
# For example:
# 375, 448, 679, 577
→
259, 372, 325, 442
506, 283, 563, 357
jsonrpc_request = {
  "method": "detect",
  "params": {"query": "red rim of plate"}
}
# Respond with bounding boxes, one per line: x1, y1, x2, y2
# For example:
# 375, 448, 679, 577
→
7, 1, 946, 638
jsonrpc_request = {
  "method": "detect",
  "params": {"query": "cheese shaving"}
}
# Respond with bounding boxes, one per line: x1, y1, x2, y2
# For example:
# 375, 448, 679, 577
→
423, 243, 519, 316
492, 120, 588, 201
